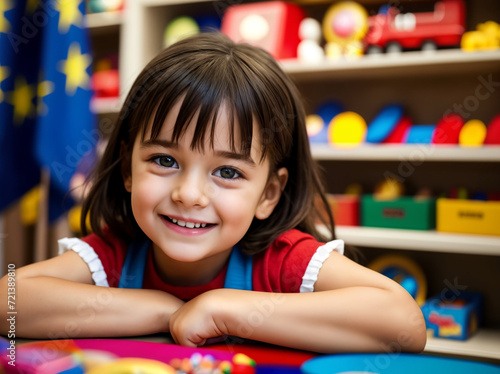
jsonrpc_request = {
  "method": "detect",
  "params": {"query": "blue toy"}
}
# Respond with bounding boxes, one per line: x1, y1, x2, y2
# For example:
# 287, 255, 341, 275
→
404, 124, 436, 144
366, 104, 404, 143
301, 353, 500, 374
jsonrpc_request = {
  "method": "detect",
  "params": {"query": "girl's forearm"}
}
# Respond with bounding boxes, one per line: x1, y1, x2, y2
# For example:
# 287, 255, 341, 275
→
219, 288, 426, 353
0, 276, 184, 339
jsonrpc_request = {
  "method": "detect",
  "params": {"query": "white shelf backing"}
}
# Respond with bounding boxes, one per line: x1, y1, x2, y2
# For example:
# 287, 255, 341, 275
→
333, 226, 500, 256
85, 11, 123, 29
281, 50, 500, 80
311, 144, 500, 162
425, 329, 500, 361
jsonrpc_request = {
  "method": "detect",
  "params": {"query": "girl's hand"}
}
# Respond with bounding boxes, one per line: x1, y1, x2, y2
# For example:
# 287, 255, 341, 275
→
169, 289, 234, 347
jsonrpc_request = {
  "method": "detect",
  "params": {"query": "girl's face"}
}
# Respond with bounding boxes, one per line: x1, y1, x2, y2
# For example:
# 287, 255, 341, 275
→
124, 100, 287, 285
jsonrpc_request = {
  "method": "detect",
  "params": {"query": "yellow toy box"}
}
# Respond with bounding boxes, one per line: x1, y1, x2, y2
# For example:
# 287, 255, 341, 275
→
437, 198, 500, 236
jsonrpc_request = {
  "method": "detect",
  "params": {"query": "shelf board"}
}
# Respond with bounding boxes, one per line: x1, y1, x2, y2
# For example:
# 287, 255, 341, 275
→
425, 329, 500, 361
311, 144, 500, 162
90, 97, 121, 114
85, 11, 123, 29
280, 49, 500, 80
332, 226, 500, 256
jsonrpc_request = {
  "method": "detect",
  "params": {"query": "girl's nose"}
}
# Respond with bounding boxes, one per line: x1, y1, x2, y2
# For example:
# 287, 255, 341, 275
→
171, 172, 210, 208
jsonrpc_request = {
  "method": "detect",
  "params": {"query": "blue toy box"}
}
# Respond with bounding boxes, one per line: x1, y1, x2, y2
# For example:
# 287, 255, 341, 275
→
421, 291, 483, 341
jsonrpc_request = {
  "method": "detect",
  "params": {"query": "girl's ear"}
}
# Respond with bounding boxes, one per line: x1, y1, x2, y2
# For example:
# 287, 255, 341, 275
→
255, 167, 288, 220
120, 141, 132, 192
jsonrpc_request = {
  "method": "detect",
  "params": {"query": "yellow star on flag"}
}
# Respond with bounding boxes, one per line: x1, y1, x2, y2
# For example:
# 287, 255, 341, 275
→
0, 0, 13, 34
0, 66, 10, 103
26, 0, 38, 15
58, 42, 92, 96
6, 75, 36, 125
37, 73, 55, 116
56, 0, 83, 33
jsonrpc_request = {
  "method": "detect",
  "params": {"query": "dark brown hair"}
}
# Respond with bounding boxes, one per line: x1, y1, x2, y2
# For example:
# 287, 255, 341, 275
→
82, 32, 336, 254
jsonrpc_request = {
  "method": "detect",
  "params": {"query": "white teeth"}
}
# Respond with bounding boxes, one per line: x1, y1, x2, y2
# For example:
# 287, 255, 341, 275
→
168, 216, 207, 229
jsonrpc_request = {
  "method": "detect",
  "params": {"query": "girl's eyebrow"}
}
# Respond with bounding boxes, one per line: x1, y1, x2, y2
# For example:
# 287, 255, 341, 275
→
141, 139, 256, 166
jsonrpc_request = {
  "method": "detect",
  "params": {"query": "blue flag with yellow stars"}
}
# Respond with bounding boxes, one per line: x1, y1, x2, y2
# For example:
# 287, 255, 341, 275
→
0, 0, 96, 221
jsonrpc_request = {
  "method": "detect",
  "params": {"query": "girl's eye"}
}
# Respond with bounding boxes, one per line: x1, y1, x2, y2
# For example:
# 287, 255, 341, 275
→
153, 155, 178, 168
215, 167, 240, 179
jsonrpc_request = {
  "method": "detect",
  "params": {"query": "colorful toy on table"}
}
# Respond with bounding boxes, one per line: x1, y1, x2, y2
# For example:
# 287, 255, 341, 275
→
306, 101, 343, 143
297, 18, 324, 63
364, 0, 466, 54
369, 255, 427, 305
221, 1, 305, 60
459, 119, 487, 147
164, 16, 200, 48
461, 20, 500, 52
403, 124, 436, 144
366, 104, 404, 143
484, 114, 500, 145
382, 115, 412, 143
87, 0, 124, 13
322, 1, 368, 59
421, 291, 483, 341
432, 113, 464, 144
301, 352, 500, 374
328, 111, 366, 147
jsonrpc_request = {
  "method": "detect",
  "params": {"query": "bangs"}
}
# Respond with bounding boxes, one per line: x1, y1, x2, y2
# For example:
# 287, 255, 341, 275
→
133, 54, 260, 159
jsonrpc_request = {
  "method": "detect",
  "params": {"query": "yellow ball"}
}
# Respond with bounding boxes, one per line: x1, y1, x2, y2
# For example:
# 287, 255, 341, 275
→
459, 119, 487, 147
328, 111, 366, 147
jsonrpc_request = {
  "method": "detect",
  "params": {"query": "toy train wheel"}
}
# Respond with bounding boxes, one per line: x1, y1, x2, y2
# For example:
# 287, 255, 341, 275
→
386, 41, 402, 53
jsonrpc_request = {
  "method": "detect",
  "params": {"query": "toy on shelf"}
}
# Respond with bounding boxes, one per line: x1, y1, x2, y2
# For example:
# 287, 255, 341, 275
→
306, 101, 343, 143
383, 115, 412, 143
87, 0, 124, 13
328, 111, 367, 147
369, 255, 427, 306
297, 18, 325, 63
459, 119, 487, 147
322, 1, 368, 59
484, 114, 500, 145
373, 178, 405, 200
437, 197, 500, 236
221, 1, 305, 60
432, 113, 465, 144
164, 16, 200, 48
92, 55, 119, 98
366, 104, 404, 143
315, 194, 360, 226
421, 291, 483, 341
404, 124, 436, 144
365, 0, 466, 54
461, 21, 500, 52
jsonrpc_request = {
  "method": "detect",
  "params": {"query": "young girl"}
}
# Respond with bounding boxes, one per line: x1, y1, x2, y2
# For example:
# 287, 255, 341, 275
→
0, 33, 426, 353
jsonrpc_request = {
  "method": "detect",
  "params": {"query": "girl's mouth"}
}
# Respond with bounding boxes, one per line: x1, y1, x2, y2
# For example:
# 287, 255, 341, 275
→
162, 215, 212, 229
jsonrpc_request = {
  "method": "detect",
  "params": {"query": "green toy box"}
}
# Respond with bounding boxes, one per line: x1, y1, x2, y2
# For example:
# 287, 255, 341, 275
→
361, 195, 436, 230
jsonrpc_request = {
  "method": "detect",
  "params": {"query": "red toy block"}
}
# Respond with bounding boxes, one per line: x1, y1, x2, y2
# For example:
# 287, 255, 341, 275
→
221, 1, 305, 60
432, 113, 465, 144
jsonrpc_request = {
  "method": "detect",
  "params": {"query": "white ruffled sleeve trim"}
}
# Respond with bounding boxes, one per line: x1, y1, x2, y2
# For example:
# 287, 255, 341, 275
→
300, 239, 344, 293
58, 238, 109, 287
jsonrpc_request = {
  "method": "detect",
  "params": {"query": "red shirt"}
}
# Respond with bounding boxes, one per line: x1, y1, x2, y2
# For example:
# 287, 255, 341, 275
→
75, 229, 331, 301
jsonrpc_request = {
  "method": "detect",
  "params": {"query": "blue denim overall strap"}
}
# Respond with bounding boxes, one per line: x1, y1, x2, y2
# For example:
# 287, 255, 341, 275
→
118, 241, 253, 291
